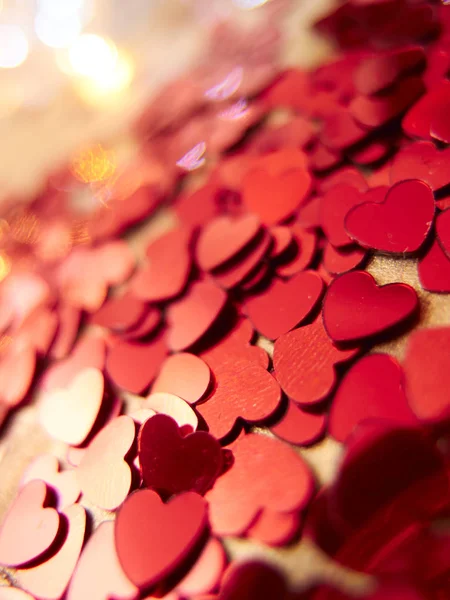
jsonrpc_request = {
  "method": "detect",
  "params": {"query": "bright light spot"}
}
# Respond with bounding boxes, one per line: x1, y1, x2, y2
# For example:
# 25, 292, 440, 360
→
232, 0, 270, 8
219, 98, 250, 120
35, 13, 82, 48
176, 142, 206, 171
0, 252, 11, 283
69, 34, 117, 79
205, 66, 243, 101
74, 52, 134, 106
0, 25, 29, 69
38, 0, 85, 18
71, 144, 117, 184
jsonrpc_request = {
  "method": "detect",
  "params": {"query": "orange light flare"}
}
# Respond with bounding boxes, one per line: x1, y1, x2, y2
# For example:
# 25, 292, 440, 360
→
71, 144, 117, 186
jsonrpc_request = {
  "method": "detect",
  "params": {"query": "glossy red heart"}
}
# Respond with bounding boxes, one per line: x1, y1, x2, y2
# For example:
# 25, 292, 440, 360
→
273, 317, 358, 405
246, 509, 300, 547
390, 142, 450, 192
167, 280, 227, 351
329, 353, 417, 443
418, 237, 450, 293
138, 414, 223, 496
323, 271, 419, 343
345, 180, 435, 254
131, 227, 192, 302
322, 242, 366, 275
403, 80, 450, 140
242, 168, 311, 225
206, 433, 313, 536
196, 356, 281, 440
115, 489, 208, 589
404, 326, 450, 422
106, 335, 167, 394
243, 271, 324, 340
91, 293, 147, 332
0, 480, 60, 567
196, 214, 261, 271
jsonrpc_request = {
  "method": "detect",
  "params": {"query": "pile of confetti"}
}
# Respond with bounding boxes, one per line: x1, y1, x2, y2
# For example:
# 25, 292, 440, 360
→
2, 1, 450, 599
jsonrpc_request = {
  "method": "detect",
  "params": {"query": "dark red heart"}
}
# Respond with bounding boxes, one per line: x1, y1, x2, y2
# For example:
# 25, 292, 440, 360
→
138, 414, 223, 497
390, 142, 450, 192
345, 179, 435, 254
329, 353, 417, 443
323, 270, 419, 343
436, 208, 450, 258
115, 489, 208, 590
418, 237, 450, 293
403, 80, 450, 140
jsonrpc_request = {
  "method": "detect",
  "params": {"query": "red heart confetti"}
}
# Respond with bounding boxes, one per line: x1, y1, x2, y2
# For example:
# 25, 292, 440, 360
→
345, 180, 435, 254
144, 392, 199, 430
436, 208, 450, 259
207, 433, 313, 536
319, 184, 367, 248
16, 504, 86, 600
329, 353, 417, 443
139, 414, 223, 497
270, 399, 327, 446
273, 317, 358, 405
404, 326, 450, 422
77, 415, 135, 510
167, 280, 227, 351
246, 509, 300, 547
418, 237, 450, 293
115, 489, 208, 590
403, 79, 450, 140
390, 141, 450, 192
243, 270, 324, 340
67, 521, 138, 600
196, 356, 281, 440
323, 271, 419, 343
39, 368, 104, 446
0, 480, 60, 567
151, 353, 211, 404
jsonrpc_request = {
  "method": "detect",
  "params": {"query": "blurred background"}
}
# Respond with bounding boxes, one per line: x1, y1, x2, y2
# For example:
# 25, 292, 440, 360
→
0, 0, 333, 197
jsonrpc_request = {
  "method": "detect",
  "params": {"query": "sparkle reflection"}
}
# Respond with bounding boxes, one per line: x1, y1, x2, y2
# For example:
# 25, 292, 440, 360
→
219, 98, 250, 120
205, 67, 243, 101
232, 0, 270, 8
176, 142, 207, 171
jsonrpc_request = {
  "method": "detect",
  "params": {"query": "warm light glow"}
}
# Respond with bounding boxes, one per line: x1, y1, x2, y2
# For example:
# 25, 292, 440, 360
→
74, 52, 134, 106
35, 13, 82, 48
10, 210, 40, 245
38, 0, 85, 18
0, 25, 29, 69
69, 34, 117, 79
71, 144, 117, 184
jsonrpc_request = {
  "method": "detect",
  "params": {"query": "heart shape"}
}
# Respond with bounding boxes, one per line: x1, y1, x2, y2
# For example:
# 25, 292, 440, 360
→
91, 293, 146, 332
77, 415, 135, 510
319, 184, 367, 248
323, 271, 419, 343
145, 392, 199, 430
270, 399, 327, 446
196, 214, 261, 272
404, 327, 450, 422
21, 454, 80, 510
152, 353, 211, 404
345, 179, 435, 254
16, 504, 86, 600
206, 433, 313, 536
39, 368, 104, 445
273, 317, 358, 405
106, 335, 168, 394
0, 480, 60, 567
67, 521, 137, 600
131, 228, 192, 302
115, 489, 208, 589
243, 270, 324, 340
403, 80, 450, 140
242, 168, 311, 225
390, 141, 450, 192
329, 353, 417, 443
167, 280, 227, 351
139, 414, 223, 496
196, 356, 281, 440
